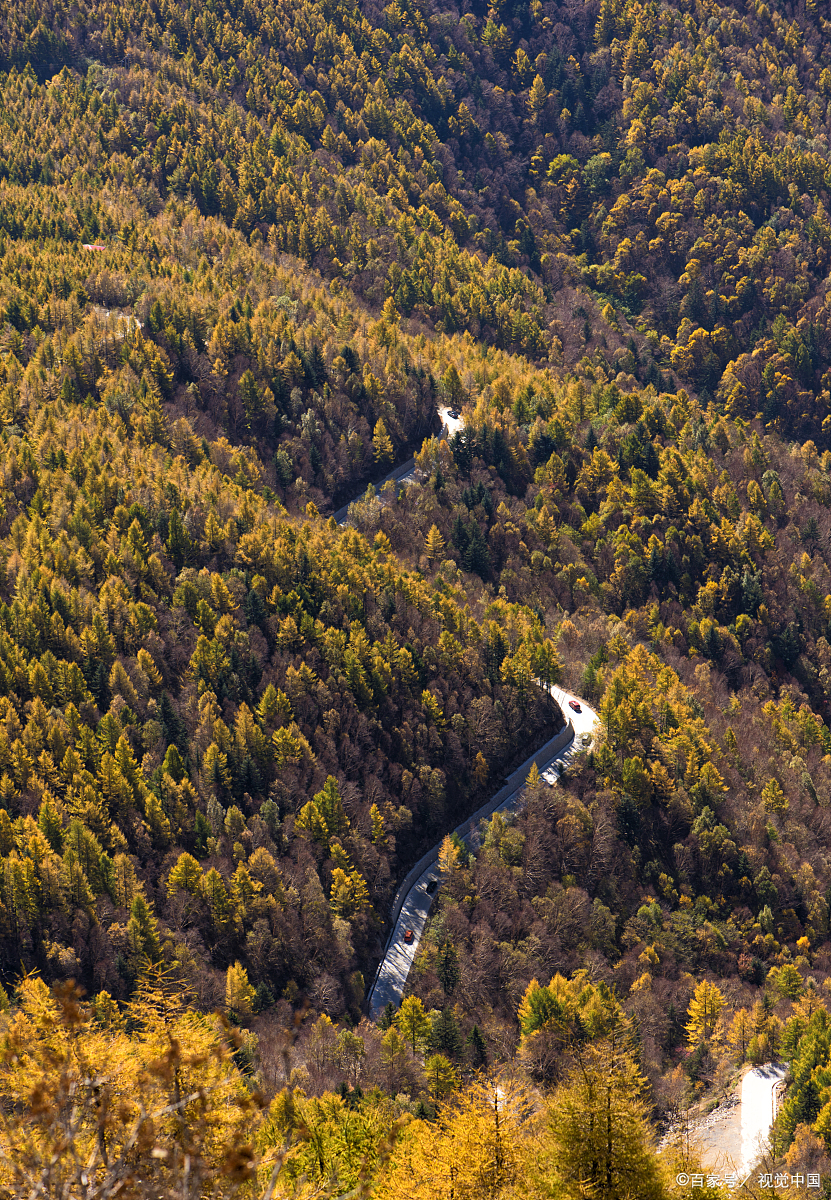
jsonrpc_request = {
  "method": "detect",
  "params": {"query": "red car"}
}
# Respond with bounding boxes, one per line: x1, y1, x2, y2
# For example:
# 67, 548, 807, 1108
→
403, 929, 414, 943
569, 700, 582, 713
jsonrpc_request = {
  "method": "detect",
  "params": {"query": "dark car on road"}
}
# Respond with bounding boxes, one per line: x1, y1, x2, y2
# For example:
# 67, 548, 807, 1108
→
426, 879, 438, 894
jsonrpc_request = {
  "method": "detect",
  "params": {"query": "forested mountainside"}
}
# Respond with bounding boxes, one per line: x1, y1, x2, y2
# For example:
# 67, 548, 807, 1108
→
6, 0, 831, 1193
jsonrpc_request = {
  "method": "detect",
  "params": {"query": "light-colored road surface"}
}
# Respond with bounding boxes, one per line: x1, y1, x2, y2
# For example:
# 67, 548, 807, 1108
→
334, 408, 465, 526
438, 405, 464, 437
367, 686, 599, 1018
740, 1064, 787, 1172
665, 1063, 787, 1175
332, 455, 420, 525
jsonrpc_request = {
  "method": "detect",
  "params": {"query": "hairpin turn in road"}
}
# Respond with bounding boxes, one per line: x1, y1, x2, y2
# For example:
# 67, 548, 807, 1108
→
366, 686, 599, 1019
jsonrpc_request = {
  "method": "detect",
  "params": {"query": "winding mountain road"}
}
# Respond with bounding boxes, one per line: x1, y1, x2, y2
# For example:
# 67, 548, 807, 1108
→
333, 406, 463, 526
329, 405, 599, 1018
366, 686, 599, 1018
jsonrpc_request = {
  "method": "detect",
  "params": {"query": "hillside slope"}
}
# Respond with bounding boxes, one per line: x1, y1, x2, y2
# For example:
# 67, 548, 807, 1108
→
5, 0, 831, 1190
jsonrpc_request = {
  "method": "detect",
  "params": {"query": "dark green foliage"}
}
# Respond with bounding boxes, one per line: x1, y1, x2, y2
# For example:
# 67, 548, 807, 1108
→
435, 942, 460, 996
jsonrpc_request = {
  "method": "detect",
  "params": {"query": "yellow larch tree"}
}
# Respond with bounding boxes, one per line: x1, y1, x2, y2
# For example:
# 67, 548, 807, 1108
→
0, 972, 262, 1198
376, 1078, 533, 1200
685, 979, 726, 1047
424, 524, 446, 563
546, 1036, 667, 1200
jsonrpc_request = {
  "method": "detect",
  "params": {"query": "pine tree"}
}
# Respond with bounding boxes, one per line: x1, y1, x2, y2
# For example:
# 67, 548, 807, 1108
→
112, 853, 141, 909
547, 1037, 665, 1200
0, 973, 261, 1194
380, 1026, 411, 1093
297, 775, 349, 843
466, 1024, 487, 1067
378, 1078, 529, 1200
441, 364, 464, 408
727, 1008, 754, 1063
115, 735, 144, 804
317, 775, 349, 837
424, 523, 446, 563
524, 761, 543, 801
225, 961, 255, 1015
762, 778, 788, 813
38, 798, 63, 853
473, 752, 489, 787
62, 847, 95, 910
685, 979, 726, 1047
370, 803, 386, 846
162, 744, 187, 782
203, 742, 231, 792
536, 505, 557, 545
768, 962, 804, 1000
201, 868, 232, 934
194, 811, 211, 857
166, 508, 192, 568
430, 1007, 464, 1058
436, 941, 460, 995
138, 647, 163, 689
224, 805, 246, 841
167, 852, 203, 896
528, 74, 548, 115
127, 895, 162, 964
438, 833, 461, 875
238, 369, 262, 430
257, 684, 292, 728
372, 418, 394, 466
330, 866, 370, 916
396, 995, 430, 1054
531, 638, 562, 695
425, 1053, 460, 1102
145, 791, 172, 847
379, 1001, 397, 1030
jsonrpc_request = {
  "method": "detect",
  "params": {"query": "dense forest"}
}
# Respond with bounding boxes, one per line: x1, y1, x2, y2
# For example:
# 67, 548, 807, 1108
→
5, 0, 831, 1192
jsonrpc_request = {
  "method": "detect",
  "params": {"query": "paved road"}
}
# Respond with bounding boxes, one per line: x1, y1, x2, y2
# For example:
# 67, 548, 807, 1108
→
331, 405, 597, 1017
662, 1063, 787, 1176
740, 1064, 787, 1172
332, 456, 419, 525
366, 686, 599, 1018
437, 404, 464, 437
333, 408, 464, 526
